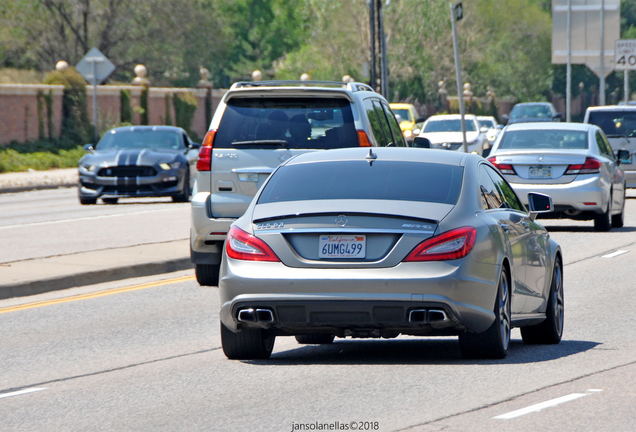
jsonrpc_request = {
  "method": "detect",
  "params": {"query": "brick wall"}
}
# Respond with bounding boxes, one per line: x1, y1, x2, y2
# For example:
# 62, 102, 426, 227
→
0, 84, 225, 145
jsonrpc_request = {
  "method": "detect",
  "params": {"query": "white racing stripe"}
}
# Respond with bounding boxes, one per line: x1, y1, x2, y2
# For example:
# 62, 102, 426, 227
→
493, 393, 589, 419
0, 388, 46, 399
602, 250, 628, 258
0, 208, 183, 230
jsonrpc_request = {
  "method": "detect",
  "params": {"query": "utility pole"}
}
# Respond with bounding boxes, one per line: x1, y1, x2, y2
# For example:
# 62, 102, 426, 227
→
450, 2, 467, 153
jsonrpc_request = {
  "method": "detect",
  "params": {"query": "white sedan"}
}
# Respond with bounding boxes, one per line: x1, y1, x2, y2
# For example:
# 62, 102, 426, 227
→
487, 122, 628, 231
417, 114, 488, 155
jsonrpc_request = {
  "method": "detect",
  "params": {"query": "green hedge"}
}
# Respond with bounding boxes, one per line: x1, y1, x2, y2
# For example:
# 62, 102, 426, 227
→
0, 141, 84, 173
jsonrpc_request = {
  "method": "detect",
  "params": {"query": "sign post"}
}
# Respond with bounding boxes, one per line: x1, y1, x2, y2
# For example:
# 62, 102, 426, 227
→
450, 2, 467, 153
76, 48, 115, 143
615, 39, 636, 103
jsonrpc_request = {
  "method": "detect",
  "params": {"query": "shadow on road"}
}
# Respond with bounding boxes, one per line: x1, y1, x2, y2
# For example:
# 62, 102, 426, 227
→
246, 338, 601, 366
543, 225, 636, 233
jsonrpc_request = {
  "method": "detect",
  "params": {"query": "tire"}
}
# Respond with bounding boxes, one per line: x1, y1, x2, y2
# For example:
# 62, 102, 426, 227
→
79, 196, 97, 205
611, 189, 625, 228
102, 197, 118, 204
295, 334, 335, 344
172, 171, 191, 203
520, 257, 564, 345
459, 267, 511, 359
195, 263, 220, 286
221, 322, 275, 360
594, 200, 612, 232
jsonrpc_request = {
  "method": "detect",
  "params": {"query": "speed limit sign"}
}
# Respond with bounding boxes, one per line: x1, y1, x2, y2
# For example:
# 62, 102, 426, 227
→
616, 39, 636, 70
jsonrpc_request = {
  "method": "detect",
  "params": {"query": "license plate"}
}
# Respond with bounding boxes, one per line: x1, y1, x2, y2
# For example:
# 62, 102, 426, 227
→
529, 166, 551, 178
319, 235, 366, 259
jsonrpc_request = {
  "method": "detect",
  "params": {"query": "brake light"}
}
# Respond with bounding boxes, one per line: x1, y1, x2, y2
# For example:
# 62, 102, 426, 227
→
226, 226, 280, 262
487, 157, 516, 175
403, 226, 477, 262
196, 130, 216, 171
565, 157, 601, 175
357, 130, 372, 147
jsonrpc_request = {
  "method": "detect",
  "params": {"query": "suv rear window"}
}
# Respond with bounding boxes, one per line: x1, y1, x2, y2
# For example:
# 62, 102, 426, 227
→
588, 111, 636, 138
258, 161, 463, 205
214, 97, 358, 149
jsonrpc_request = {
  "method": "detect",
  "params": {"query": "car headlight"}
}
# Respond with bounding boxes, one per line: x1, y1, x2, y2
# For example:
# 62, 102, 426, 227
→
403, 129, 413, 138
81, 164, 96, 172
160, 161, 182, 170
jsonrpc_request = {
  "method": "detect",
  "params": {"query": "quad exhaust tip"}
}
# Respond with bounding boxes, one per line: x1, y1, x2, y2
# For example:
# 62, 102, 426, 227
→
237, 308, 275, 323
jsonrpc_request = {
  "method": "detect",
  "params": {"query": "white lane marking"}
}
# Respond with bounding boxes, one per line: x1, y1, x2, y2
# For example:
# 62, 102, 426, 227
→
0, 208, 183, 230
493, 393, 589, 419
602, 250, 628, 258
587, 389, 603, 392
0, 388, 46, 399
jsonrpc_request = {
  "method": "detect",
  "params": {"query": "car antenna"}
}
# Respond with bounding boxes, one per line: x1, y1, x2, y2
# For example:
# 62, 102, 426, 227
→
366, 148, 377, 166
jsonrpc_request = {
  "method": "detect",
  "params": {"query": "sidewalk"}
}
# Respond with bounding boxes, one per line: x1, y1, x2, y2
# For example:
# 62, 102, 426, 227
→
0, 169, 194, 299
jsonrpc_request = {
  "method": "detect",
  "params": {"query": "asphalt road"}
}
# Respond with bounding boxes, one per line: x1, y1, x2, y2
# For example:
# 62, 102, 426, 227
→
1, 190, 636, 431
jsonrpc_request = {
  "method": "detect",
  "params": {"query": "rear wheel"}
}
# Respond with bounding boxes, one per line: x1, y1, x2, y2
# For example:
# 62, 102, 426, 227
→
594, 200, 612, 232
102, 197, 118, 204
195, 263, 220, 286
295, 334, 335, 344
611, 189, 625, 228
221, 322, 275, 360
459, 267, 511, 359
79, 196, 97, 205
521, 257, 564, 344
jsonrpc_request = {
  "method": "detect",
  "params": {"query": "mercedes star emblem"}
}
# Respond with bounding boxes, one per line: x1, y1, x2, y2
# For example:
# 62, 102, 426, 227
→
335, 215, 348, 227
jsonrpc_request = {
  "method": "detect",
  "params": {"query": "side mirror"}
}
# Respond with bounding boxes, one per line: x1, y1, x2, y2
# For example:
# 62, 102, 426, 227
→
190, 142, 201, 149
527, 192, 553, 221
83, 144, 94, 151
501, 114, 509, 125
553, 113, 563, 122
482, 148, 492, 158
616, 149, 630, 164
415, 117, 426, 123
412, 137, 431, 148
496, 124, 504, 130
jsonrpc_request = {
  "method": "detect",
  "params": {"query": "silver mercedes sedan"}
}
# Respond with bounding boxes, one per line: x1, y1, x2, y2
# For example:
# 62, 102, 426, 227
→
487, 122, 627, 231
218, 148, 564, 360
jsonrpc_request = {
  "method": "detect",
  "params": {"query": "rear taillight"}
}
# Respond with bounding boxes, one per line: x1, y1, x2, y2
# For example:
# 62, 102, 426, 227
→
565, 157, 601, 175
403, 227, 477, 262
487, 157, 516, 175
226, 226, 280, 262
357, 130, 372, 147
196, 130, 216, 172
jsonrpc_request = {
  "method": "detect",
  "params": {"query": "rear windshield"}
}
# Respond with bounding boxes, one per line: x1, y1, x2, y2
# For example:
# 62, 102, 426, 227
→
424, 119, 476, 132
258, 160, 463, 205
588, 111, 636, 138
498, 130, 588, 150
96, 130, 184, 150
214, 97, 357, 149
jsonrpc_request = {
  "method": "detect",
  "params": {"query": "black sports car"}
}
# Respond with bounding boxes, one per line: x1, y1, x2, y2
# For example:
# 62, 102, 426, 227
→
78, 126, 200, 205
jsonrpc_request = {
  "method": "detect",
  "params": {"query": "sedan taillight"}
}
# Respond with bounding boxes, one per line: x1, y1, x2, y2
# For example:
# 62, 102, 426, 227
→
487, 157, 516, 175
565, 157, 601, 175
403, 227, 477, 262
226, 226, 280, 262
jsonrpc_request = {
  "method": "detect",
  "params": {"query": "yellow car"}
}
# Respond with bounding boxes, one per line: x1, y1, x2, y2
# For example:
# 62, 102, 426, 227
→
390, 103, 423, 143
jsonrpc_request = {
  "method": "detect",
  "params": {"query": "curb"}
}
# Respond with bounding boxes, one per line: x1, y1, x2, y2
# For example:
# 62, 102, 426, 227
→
0, 258, 194, 300
0, 183, 76, 194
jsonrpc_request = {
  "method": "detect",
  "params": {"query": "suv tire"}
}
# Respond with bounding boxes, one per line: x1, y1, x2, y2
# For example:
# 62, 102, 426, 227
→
195, 263, 220, 286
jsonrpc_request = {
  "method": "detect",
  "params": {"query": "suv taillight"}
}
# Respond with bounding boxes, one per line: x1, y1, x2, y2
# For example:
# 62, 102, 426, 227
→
196, 130, 216, 171
565, 157, 601, 175
357, 130, 372, 147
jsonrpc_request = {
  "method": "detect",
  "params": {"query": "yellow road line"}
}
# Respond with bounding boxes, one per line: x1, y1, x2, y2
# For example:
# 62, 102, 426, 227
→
0, 275, 196, 314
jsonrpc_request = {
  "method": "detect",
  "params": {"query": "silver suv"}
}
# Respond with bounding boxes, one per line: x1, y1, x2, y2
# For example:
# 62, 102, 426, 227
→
191, 80, 406, 285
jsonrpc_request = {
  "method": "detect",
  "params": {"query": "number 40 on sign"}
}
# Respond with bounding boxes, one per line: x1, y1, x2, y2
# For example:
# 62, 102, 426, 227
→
616, 39, 636, 70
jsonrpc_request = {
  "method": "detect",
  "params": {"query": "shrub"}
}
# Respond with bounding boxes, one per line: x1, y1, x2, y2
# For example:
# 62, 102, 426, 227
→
120, 89, 133, 124
44, 67, 92, 145
173, 91, 198, 138
0, 142, 84, 173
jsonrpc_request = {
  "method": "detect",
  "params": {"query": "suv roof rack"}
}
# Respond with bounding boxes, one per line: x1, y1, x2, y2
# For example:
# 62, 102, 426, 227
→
231, 80, 375, 93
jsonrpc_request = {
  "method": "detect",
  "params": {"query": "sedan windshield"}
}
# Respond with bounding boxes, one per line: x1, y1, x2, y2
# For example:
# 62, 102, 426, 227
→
258, 160, 463, 205
97, 130, 184, 150
392, 109, 412, 122
587, 111, 636, 138
424, 119, 476, 133
498, 130, 588, 150
510, 105, 552, 119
